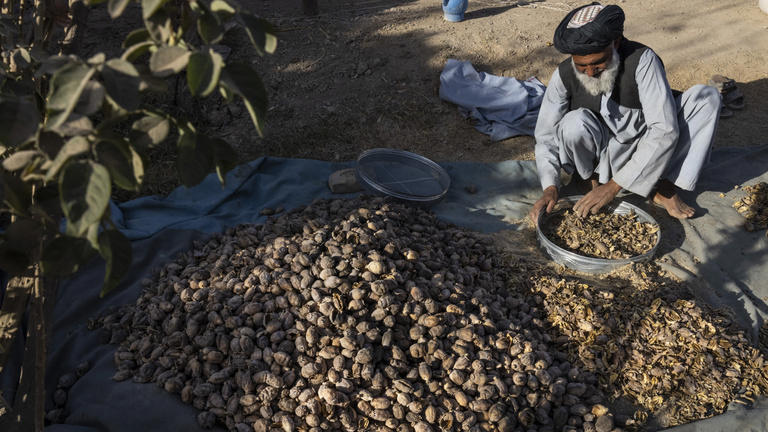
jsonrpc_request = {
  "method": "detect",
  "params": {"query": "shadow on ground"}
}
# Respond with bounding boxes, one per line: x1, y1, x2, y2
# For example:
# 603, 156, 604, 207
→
713, 78, 768, 149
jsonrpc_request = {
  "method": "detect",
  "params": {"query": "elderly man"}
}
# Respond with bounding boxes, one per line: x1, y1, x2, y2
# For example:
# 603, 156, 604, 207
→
529, 3, 721, 223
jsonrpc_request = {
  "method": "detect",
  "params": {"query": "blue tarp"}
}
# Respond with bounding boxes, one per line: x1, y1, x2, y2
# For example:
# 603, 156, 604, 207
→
2, 147, 768, 431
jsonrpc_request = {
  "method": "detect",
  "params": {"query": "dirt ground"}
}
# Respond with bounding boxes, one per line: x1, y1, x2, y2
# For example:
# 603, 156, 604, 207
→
236, 0, 768, 163
80, 0, 768, 196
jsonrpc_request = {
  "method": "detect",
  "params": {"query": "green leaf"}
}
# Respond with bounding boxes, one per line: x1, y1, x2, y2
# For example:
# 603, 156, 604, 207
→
59, 161, 111, 236
218, 83, 233, 102
211, 0, 235, 19
123, 29, 151, 48
243, 97, 268, 136
35, 55, 70, 78
95, 139, 144, 190
137, 72, 168, 93
45, 136, 90, 181
129, 115, 170, 149
179, 0, 196, 35
187, 49, 223, 97
0, 219, 41, 275
37, 130, 65, 159
209, 136, 238, 184
1, 74, 37, 97
1, 171, 32, 214
30, 183, 62, 220
197, 10, 223, 44
144, 8, 172, 43
0, 244, 31, 275
4, 219, 41, 250
18, 155, 45, 182
220, 62, 268, 136
142, 0, 168, 19
54, 114, 94, 137
0, 96, 40, 147
12, 48, 32, 70
108, 0, 131, 18
239, 13, 277, 56
121, 41, 154, 62
102, 59, 141, 110
74, 80, 105, 116
46, 63, 95, 129
2, 150, 39, 171
98, 229, 132, 297
103, 95, 129, 118
130, 145, 145, 187
87, 52, 106, 66
47, 64, 92, 112
85, 222, 100, 250
41, 235, 95, 276
149, 46, 190, 77
176, 128, 213, 186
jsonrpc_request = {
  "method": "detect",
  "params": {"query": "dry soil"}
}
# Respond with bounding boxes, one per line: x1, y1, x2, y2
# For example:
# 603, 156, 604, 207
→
82, 0, 768, 196
238, 0, 768, 165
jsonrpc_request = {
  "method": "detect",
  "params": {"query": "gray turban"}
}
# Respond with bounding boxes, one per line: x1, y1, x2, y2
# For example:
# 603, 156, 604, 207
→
553, 3, 625, 55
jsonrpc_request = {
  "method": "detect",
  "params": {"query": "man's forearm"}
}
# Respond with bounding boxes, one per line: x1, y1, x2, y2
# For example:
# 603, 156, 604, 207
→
604, 178, 623, 194
536, 159, 561, 191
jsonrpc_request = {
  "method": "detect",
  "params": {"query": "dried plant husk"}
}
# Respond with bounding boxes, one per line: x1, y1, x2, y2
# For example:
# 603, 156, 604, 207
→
733, 182, 768, 233
542, 209, 658, 259
529, 262, 768, 429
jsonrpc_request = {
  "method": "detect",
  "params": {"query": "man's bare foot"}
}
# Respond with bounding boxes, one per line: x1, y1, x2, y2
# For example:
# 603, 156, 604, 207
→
652, 192, 695, 219
652, 179, 695, 219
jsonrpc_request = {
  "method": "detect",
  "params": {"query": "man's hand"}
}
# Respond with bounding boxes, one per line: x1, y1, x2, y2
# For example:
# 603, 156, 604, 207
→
529, 186, 559, 225
573, 179, 622, 217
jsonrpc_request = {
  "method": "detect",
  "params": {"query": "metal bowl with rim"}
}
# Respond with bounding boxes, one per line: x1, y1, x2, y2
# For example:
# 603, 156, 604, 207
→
356, 148, 450, 206
536, 196, 661, 274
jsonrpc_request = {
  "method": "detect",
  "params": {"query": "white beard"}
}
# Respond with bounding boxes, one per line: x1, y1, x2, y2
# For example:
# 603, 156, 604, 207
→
572, 48, 620, 97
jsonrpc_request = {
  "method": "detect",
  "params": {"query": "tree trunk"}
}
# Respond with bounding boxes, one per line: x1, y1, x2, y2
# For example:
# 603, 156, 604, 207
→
0, 270, 52, 432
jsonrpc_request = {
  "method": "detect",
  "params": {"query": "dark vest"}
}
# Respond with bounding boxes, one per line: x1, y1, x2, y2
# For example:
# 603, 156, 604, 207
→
558, 39, 652, 113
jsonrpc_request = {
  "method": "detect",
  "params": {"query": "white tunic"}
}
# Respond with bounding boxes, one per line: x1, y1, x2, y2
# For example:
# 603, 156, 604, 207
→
534, 49, 721, 197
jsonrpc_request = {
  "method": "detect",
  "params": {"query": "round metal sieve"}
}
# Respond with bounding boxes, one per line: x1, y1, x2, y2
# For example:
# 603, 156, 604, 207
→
356, 148, 450, 205
536, 196, 661, 274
